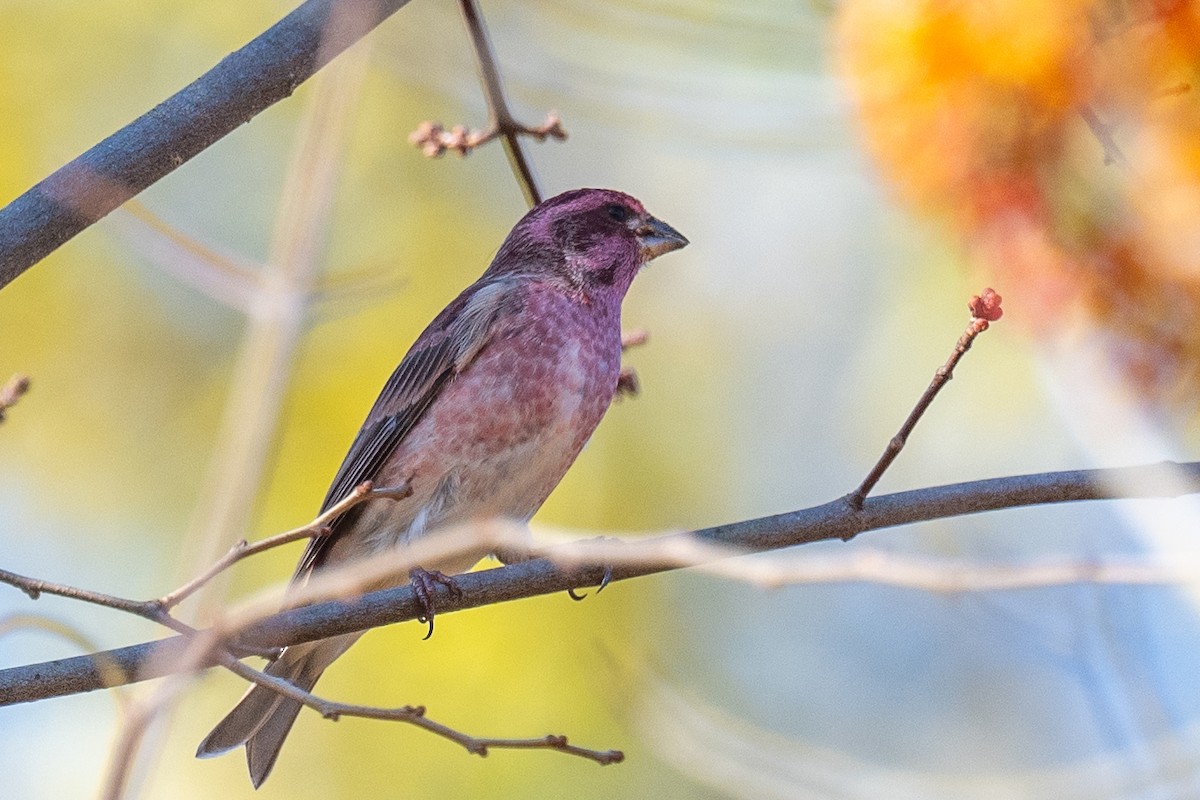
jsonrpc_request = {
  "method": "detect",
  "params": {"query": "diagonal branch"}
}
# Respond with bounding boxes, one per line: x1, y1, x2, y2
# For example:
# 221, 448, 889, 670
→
5, 460, 1200, 706
847, 289, 1003, 508
0, 0, 414, 289
161, 481, 410, 612
408, 0, 567, 207
459, 0, 548, 206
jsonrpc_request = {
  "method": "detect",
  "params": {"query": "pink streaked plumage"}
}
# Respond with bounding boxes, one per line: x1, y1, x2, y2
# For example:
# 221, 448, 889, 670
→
197, 188, 688, 786
350, 281, 624, 570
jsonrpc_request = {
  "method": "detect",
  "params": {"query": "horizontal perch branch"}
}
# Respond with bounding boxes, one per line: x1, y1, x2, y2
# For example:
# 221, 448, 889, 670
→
3, 460, 1197, 706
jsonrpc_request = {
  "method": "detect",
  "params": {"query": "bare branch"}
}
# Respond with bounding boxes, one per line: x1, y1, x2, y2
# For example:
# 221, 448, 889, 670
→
0, 0, 415, 289
407, 0, 568, 206
458, 0, 553, 207
0, 481, 408, 648
5, 459, 1200, 706
0, 565, 194, 637
407, 113, 565, 160
221, 654, 622, 765
847, 289, 1003, 508
160, 481, 411, 612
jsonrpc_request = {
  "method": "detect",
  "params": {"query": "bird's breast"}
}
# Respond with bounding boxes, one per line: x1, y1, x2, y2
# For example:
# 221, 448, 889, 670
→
376, 287, 622, 537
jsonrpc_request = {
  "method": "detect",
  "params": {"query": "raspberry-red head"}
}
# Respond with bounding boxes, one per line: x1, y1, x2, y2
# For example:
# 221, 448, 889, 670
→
485, 188, 688, 298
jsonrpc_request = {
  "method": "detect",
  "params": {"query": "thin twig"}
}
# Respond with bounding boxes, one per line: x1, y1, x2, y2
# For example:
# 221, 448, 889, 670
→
460, 0, 548, 206
221, 654, 622, 765
0, 481, 407, 644
846, 289, 1004, 509
6, 458, 1200, 704
0, 374, 30, 423
0, 566, 195, 637
406, 0, 568, 207
160, 481, 411, 612
408, 114, 564, 163
95, 611, 615, 800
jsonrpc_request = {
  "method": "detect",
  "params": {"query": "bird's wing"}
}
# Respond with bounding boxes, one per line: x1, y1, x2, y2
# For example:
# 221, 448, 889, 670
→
292, 278, 520, 580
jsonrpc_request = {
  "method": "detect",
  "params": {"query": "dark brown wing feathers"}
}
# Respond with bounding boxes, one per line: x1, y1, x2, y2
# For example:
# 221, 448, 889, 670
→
292, 279, 518, 581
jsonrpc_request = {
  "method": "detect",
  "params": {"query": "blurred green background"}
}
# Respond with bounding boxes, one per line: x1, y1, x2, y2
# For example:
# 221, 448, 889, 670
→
6, 1, 1200, 798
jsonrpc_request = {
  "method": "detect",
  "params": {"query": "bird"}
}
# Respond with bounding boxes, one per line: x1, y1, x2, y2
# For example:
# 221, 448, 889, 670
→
196, 187, 688, 786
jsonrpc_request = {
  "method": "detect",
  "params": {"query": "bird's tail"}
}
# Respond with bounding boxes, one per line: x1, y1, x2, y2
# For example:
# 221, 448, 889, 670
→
196, 634, 358, 788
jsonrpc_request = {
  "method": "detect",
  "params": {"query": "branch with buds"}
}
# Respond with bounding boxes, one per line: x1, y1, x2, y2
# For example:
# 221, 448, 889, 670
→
408, 113, 566, 159
407, 0, 567, 206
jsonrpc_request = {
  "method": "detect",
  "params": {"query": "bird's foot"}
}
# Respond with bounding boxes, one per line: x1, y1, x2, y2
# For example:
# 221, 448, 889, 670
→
567, 538, 616, 601
409, 567, 464, 640
567, 566, 613, 601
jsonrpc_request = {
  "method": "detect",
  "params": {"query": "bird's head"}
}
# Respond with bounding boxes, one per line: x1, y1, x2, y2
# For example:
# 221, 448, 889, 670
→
487, 188, 688, 297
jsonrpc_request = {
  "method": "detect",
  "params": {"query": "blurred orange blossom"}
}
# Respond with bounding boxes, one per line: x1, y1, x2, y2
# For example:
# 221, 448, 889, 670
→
838, 0, 1200, 401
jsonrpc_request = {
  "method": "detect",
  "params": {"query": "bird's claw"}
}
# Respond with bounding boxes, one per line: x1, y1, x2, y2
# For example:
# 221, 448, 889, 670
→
567, 564, 613, 601
409, 567, 463, 640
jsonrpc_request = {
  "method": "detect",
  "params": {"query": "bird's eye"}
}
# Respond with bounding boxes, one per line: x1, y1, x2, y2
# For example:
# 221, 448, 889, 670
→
606, 204, 630, 222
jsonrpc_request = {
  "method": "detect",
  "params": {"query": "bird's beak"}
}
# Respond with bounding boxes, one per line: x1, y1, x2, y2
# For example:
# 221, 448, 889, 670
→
636, 215, 689, 261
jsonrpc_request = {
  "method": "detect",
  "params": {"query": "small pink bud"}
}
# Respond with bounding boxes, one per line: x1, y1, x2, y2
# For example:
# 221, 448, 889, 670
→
969, 288, 1003, 321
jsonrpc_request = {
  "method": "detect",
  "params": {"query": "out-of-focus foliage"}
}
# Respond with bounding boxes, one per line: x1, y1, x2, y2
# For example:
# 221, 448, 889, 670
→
839, 0, 1200, 402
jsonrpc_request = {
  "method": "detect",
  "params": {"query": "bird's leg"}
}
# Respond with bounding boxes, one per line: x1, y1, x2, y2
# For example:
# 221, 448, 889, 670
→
408, 567, 464, 640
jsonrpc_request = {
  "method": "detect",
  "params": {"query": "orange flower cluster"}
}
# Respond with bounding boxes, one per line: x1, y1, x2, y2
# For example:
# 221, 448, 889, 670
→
838, 0, 1200, 400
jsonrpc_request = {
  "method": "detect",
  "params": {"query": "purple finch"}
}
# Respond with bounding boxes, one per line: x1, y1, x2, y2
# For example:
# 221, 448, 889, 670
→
196, 188, 687, 786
